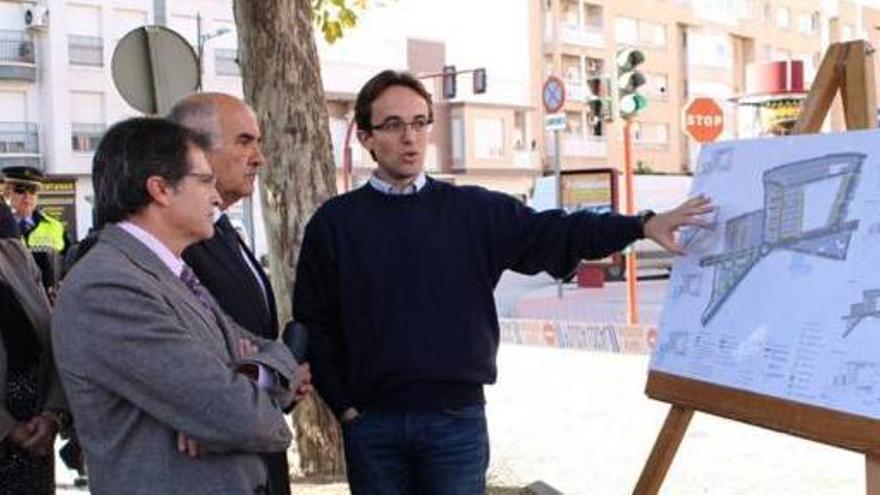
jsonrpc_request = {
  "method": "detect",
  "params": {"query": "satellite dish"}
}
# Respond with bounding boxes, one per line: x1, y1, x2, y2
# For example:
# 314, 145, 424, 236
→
111, 25, 199, 115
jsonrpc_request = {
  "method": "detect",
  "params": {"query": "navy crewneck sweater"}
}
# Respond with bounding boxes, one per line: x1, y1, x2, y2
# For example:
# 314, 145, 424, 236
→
293, 177, 644, 415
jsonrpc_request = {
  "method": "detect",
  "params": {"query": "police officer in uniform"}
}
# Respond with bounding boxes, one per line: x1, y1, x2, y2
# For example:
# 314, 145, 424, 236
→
2, 166, 71, 291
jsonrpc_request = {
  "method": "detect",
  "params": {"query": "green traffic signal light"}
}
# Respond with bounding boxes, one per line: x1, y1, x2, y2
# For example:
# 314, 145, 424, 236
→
619, 93, 648, 116
615, 48, 647, 119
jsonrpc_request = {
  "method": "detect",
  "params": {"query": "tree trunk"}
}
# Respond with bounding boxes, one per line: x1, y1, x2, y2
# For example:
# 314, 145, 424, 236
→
233, 0, 345, 479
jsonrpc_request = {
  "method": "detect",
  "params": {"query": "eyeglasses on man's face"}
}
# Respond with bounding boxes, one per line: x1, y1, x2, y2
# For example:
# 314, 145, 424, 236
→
370, 117, 433, 135
184, 172, 217, 187
12, 184, 38, 195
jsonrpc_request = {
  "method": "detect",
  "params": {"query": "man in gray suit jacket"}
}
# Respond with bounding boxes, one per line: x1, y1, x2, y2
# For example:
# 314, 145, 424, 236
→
52, 117, 306, 495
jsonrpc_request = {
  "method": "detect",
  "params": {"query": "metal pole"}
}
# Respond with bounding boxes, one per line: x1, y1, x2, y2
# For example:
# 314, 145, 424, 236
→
196, 13, 203, 91
555, 128, 563, 299
623, 118, 639, 324
343, 118, 356, 192
153, 0, 167, 26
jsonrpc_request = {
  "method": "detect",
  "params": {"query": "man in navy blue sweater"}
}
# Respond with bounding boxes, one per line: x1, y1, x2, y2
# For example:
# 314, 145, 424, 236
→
292, 70, 711, 494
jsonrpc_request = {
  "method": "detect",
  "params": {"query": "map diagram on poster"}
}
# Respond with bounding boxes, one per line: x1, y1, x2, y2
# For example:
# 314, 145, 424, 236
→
651, 129, 880, 420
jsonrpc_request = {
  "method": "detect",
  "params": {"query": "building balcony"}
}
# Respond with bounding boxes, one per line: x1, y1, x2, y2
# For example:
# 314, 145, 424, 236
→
0, 122, 41, 169
71, 123, 106, 153
215, 48, 240, 76
68, 35, 103, 67
559, 25, 604, 49
0, 30, 36, 81
561, 135, 607, 158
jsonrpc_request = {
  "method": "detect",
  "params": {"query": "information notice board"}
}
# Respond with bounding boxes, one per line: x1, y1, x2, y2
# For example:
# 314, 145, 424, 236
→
651, 129, 880, 421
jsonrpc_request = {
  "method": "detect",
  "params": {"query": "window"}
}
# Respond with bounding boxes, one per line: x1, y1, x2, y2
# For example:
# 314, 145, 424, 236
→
797, 14, 813, 35
70, 91, 105, 152
561, 0, 579, 27
474, 118, 504, 159
842, 24, 854, 41
562, 56, 582, 83
565, 111, 583, 136
71, 123, 105, 152
0, 91, 36, 154
452, 119, 464, 161
762, 2, 772, 25
633, 122, 669, 147
68, 4, 103, 67
776, 6, 790, 29
584, 3, 603, 29
687, 32, 732, 68
0, 30, 34, 64
68, 35, 103, 66
616, 17, 666, 48
585, 57, 603, 77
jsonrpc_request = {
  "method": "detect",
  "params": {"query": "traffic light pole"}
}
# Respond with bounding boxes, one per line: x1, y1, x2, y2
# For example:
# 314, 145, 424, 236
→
623, 118, 639, 325
554, 128, 563, 299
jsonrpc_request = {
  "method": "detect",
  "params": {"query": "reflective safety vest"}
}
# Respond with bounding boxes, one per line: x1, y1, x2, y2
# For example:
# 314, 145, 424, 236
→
25, 212, 67, 253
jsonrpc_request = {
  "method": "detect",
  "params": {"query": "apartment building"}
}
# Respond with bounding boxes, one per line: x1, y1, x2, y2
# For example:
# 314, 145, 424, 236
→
317, 0, 542, 200
0, 0, 244, 241
540, 0, 876, 175
4, 0, 879, 243
0, 0, 543, 245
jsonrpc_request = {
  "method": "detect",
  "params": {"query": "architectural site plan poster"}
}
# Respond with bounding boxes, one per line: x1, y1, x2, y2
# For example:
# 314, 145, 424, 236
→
650, 129, 880, 419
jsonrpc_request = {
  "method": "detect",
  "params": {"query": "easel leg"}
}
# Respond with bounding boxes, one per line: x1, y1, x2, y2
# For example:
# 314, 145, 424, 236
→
866, 454, 880, 495
633, 405, 694, 495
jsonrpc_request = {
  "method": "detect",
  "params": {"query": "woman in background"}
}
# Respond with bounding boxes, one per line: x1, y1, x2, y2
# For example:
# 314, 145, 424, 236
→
0, 200, 69, 494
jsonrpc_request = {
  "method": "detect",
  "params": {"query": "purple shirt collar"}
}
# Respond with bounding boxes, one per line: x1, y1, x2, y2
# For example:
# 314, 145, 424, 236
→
118, 221, 185, 277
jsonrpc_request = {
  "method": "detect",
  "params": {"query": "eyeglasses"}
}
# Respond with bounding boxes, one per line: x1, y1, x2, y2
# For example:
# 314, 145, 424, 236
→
12, 184, 37, 194
370, 118, 433, 135
184, 172, 216, 187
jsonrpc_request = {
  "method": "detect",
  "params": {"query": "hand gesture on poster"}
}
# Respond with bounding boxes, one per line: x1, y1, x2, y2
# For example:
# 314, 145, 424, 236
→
643, 195, 714, 255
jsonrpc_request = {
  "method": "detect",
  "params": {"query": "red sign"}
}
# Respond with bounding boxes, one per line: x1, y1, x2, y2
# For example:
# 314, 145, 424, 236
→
683, 97, 724, 143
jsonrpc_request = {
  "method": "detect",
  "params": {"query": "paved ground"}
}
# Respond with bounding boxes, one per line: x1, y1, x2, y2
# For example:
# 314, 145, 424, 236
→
55, 273, 868, 494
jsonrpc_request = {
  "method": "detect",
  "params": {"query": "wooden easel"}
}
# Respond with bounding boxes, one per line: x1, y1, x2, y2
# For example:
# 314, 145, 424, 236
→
634, 40, 879, 495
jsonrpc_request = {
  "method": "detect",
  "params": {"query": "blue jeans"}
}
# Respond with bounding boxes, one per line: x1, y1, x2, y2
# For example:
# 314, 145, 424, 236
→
342, 405, 489, 495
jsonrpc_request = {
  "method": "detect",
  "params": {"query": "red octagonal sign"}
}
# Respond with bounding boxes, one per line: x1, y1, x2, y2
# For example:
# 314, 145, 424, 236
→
683, 97, 724, 143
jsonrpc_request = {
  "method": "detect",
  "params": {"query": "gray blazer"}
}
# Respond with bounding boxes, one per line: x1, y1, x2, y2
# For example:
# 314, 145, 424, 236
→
52, 225, 299, 495
0, 238, 67, 440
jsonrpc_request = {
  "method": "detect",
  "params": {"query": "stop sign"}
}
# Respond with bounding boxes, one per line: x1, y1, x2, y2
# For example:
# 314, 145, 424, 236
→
683, 97, 724, 143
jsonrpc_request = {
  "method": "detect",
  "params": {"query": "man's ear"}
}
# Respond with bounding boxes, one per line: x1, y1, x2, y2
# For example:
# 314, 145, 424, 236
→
356, 129, 372, 149
145, 176, 173, 207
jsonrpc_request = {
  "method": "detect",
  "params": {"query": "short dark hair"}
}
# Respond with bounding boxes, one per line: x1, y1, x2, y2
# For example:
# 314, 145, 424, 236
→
92, 117, 209, 226
354, 70, 433, 132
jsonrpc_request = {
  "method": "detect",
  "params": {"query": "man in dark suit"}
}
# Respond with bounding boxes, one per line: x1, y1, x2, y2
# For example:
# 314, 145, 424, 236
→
169, 93, 304, 495
53, 117, 306, 495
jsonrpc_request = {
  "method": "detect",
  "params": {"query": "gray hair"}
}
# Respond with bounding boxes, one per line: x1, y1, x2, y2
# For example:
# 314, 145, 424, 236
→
166, 96, 221, 150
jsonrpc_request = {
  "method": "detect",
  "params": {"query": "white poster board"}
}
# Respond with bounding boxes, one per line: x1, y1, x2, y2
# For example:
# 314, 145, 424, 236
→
651, 129, 880, 419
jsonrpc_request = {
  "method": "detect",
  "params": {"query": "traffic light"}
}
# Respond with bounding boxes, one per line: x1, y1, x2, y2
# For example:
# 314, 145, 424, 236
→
442, 65, 457, 99
586, 76, 612, 123
615, 48, 647, 119
473, 68, 487, 94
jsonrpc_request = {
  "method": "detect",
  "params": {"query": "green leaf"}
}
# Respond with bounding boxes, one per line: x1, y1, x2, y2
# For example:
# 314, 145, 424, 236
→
339, 8, 357, 28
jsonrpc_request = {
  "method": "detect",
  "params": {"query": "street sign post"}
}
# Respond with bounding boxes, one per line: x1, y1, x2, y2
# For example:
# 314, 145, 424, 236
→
683, 97, 725, 143
543, 76, 567, 299
111, 26, 199, 115
544, 113, 567, 131
542, 76, 566, 114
